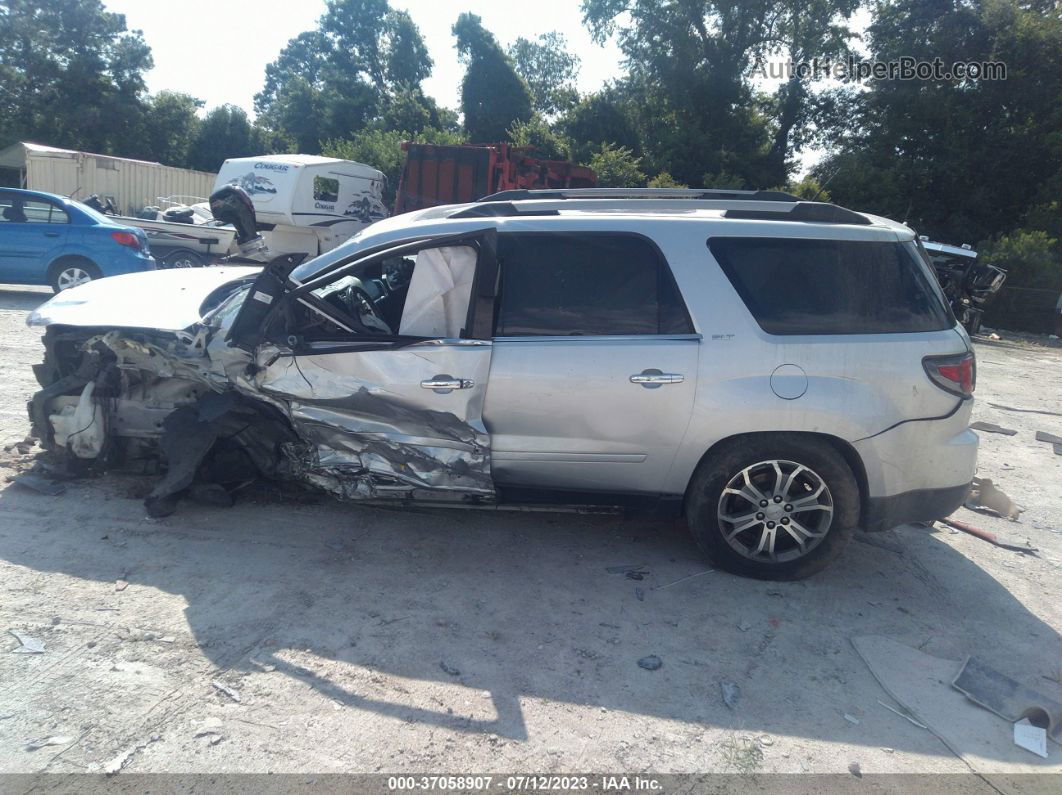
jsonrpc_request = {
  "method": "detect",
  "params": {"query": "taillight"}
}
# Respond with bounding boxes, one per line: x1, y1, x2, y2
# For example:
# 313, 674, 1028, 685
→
923, 352, 976, 397
111, 231, 140, 249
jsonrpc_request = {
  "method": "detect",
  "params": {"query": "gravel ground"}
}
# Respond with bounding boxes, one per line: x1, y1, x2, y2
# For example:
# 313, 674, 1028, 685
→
0, 284, 1059, 778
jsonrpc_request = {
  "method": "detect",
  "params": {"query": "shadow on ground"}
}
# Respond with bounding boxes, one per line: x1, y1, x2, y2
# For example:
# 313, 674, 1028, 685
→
0, 475, 1058, 762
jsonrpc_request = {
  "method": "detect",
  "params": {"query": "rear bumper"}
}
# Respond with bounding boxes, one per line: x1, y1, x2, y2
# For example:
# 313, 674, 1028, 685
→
863, 481, 971, 531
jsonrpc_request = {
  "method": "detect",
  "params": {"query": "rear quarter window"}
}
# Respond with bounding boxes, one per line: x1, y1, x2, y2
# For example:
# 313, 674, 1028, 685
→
707, 237, 951, 334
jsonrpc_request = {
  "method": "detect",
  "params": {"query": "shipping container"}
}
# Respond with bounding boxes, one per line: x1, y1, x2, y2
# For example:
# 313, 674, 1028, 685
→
395, 142, 596, 214
0, 142, 217, 215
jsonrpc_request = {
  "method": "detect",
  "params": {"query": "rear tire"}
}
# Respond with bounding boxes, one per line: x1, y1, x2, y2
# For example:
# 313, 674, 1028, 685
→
49, 257, 101, 293
684, 434, 859, 580
160, 249, 203, 269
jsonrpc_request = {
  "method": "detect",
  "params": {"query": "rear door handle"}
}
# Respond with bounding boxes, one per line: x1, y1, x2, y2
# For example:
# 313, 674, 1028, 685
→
43, 231, 60, 237
630, 369, 684, 388
421, 374, 474, 393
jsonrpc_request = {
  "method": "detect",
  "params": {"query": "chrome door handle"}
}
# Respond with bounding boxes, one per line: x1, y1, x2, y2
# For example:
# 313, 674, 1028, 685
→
630, 370, 684, 388
421, 374, 474, 393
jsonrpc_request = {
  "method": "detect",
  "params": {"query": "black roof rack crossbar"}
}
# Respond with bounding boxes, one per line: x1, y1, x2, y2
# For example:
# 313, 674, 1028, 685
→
477, 188, 802, 203
450, 202, 561, 219
723, 203, 871, 225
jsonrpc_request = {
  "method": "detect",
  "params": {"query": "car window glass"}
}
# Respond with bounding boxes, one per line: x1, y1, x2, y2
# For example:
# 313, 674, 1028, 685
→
494, 234, 692, 337
0, 195, 25, 223
20, 199, 63, 223
708, 237, 951, 334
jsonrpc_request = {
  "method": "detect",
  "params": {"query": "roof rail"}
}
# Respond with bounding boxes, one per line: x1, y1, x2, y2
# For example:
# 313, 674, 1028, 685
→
723, 203, 870, 225
477, 188, 802, 203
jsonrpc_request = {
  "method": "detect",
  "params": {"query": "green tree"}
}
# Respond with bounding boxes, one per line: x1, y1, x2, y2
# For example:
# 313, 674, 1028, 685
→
588, 143, 646, 187
255, 1, 434, 149
508, 32, 581, 117
507, 116, 571, 160
978, 229, 1062, 289
186, 105, 257, 172
453, 13, 533, 142
0, 0, 153, 153
138, 91, 203, 166
581, 0, 860, 186
813, 0, 1062, 246
647, 172, 687, 188
559, 88, 641, 164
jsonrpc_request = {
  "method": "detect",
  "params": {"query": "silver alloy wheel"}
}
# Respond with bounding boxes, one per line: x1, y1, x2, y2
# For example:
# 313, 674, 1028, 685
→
717, 459, 834, 563
169, 255, 197, 268
56, 267, 93, 290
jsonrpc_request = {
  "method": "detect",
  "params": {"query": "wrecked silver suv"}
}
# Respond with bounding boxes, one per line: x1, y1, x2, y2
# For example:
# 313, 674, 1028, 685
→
26, 189, 978, 580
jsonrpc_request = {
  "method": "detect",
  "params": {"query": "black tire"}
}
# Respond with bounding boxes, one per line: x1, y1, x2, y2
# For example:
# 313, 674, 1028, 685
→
48, 256, 102, 293
160, 249, 203, 269
684, 434, 859, 580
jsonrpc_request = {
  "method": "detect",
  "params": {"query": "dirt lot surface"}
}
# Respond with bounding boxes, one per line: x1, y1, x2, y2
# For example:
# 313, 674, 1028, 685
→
0, 285, 1059, 780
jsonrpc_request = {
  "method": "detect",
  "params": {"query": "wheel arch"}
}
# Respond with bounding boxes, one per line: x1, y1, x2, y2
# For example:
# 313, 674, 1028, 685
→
682, 431, 870, 527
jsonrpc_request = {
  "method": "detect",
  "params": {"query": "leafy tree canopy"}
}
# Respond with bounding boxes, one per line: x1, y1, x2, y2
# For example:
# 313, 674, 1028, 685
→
453, 12, 534, 142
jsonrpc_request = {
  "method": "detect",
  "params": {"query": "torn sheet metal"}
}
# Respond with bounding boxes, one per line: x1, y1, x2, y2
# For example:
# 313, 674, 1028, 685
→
252, 342, 494, 499
30, 297, 494, 507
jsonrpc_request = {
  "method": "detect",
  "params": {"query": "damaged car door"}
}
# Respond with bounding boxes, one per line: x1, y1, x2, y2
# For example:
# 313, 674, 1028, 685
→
245, 229, 500, 502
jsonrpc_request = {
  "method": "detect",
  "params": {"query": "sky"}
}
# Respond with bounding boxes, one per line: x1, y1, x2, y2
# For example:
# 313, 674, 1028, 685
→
102, 0, 624, 116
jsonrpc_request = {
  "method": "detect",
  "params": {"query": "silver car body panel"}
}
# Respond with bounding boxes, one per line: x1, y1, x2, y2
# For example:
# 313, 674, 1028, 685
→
28, 203, 978, 511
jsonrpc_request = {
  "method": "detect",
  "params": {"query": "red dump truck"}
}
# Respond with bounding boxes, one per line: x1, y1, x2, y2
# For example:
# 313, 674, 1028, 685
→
394, 142, 596, 214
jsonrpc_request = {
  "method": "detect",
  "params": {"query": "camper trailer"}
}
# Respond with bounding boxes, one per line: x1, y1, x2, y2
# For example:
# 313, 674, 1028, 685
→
213, 155, 387, 259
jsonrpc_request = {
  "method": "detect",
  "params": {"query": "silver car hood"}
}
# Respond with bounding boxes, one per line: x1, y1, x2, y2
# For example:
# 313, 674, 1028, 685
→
27, 267, 263, 331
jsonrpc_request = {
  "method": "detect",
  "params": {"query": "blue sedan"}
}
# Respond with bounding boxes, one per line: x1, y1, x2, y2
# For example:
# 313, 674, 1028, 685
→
0, 187, 156, 292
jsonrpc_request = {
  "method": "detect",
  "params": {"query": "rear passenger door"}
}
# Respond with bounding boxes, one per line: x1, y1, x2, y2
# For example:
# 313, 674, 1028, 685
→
483, 232, 700, 498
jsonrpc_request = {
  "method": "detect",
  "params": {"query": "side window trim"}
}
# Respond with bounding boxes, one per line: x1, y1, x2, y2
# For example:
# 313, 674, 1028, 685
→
282, 228, 498, 345
493, 230, 695, 338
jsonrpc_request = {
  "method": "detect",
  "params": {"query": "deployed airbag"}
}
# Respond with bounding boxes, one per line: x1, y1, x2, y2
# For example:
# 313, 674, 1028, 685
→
399, 246, 475, 339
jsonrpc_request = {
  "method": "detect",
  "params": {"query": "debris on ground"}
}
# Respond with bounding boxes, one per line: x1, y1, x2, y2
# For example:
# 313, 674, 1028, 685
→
637, 655, 662, 671
970, 421, 1017, 436
940, 517, 1038, 554
1013, 718, 1048, 758
4, 435, 35, 455
439, 662, 460, 677
634, 587, 644, 602
12, 471, 66, 496
103, 735, 161, 775
24, 735, 73, 751
721, 681, 741, 710
989, 402, 1062, 418
848, 761, 862, 778
877, 699, 928, 729
737, 621, 752, 632
652, 569, 713, 591
624, 570, 644, 581
249, 657, 276, 673
1034, 431, 1062, 455
115, 579, 128, 592
854, 636, 1059, 777
843, 713, 860, 725
605, 564, 647, 575
193, 717, 224, 747
952, 656, 1062, 744
965, 477, 1023, 520
210, 680, 241, 703
8, 630, 45, 654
